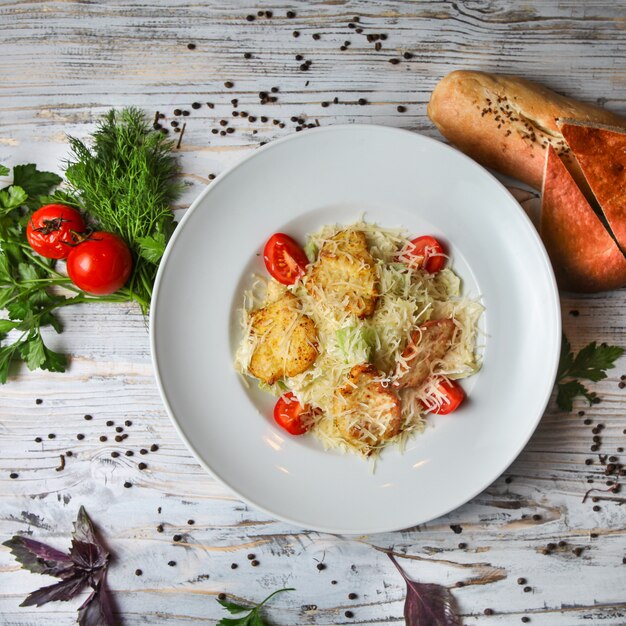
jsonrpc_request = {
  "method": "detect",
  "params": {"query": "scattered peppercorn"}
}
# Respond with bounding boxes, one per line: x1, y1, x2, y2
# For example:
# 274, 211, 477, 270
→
150, 444, 159, 452
573, 547, 584, 556
458, 543, 467, 549
593, 505, 601, 511
111, 452, 120, 458
231, 563, 238, 569
389, 58, 400, 65
450, 524, 463, 534
34, 437, 42, 443
48, 433, 56, 439
522, 618, 530, 623
36, 398, 43, 405
99, 436, 107, 442
532, 514, 542, 521
84, 414, 92, 420
358, 98, 367, 105
66, 451, 73, 457
484, 608, 494, 615
316, 563, 326, 571
168, 560, 176, 566
224, 81, 234, 88
345, 611, 354, 618
124, 482, 132, 488
187, 43, 196, 50
156, 524, 164, 533
293, 31, 300, 38
9, 472, 18, 479
138, 462, 147, 470
348, 593, 357, 600
403, 52, 413, 59
517, 577, 526, 585
251, 559, 259, 567
135, 569, 142, 576
558, 540, 567, 547
397, 105, 407, 113
77, 434, 84, 440
524, 586, 531, 592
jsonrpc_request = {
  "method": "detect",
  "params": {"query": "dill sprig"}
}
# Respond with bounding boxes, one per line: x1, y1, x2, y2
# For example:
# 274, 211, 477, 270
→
64, 107, 183, 312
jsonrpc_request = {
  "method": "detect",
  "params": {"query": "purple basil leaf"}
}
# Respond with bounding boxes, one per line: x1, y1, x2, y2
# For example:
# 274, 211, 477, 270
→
72, 506, 99, 546
388, 553, 462, 626
2, 536, 74, 578
20, 575, 88, 607
70, 539, 109, 573
78, 573, 115, 626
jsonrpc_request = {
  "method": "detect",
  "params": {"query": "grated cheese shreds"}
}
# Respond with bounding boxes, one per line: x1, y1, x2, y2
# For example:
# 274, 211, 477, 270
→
234, 220, 484, 459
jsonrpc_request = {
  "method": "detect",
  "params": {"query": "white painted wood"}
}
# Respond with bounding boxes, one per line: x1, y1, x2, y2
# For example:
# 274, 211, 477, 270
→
1, 1, 626, 624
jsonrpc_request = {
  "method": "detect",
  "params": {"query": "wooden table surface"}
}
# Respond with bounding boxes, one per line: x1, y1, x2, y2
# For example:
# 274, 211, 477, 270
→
2, 1, 626, 624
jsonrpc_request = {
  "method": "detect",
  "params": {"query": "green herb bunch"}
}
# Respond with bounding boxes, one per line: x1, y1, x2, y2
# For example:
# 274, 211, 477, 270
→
64, 107, 183, 312
1, 107, 183, 382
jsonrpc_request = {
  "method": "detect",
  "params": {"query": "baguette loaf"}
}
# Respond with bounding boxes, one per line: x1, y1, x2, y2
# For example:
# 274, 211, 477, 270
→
427, 70, 626, 189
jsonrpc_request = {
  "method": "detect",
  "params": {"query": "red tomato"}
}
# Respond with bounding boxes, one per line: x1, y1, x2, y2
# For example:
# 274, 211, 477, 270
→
66, 232, 133, 295
404, 235, 446, 273
422, 379, 465, 415
26, 204, 86, 259
263, 233, 308, 285
273, 392, 316, 435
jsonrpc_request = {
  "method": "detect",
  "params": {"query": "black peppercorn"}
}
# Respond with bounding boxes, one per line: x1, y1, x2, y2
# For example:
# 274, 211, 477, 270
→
135, 569, 142, 576
124, 481, 132, 488
150, 444, 159, 452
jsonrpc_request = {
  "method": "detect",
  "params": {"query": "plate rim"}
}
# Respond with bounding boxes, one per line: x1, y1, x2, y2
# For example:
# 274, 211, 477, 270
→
149, 123, 561, 534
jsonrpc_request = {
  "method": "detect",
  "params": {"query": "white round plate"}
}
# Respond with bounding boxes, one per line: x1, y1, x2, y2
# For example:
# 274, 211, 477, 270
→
150, 125, 560, 535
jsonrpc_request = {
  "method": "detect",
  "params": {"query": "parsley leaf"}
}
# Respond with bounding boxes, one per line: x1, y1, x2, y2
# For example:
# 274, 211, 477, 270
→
12, 164, 62, 201
0, 164, 10, 177
216, 588, 294, 626
136, 232, 167, 264
0, 186, 28, 214
555, 333, 623, 411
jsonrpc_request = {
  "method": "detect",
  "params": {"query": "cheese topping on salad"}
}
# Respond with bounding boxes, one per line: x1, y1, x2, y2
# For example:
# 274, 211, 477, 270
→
235, 221, 483, 458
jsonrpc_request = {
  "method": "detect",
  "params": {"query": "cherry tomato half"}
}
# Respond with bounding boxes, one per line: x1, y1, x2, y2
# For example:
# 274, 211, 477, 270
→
405, 235, 446, 273
26, 204, 86, 259
263, 233, 308, 285
422, 379, 465, 415
273, 392, 316, 435
66, 232, 133, 295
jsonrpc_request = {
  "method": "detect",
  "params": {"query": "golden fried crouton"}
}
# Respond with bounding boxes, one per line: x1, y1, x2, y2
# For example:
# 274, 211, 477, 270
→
394, 319, 455, 389
248, 292, 318, 384
306, 230, 378, 318
333, 364, 402, 452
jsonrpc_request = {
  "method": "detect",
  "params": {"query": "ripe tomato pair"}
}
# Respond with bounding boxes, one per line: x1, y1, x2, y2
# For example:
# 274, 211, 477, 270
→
26, 204, 132, 295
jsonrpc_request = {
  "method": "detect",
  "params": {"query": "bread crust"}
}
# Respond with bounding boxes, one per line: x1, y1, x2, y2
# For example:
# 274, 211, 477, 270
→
540, 146, 626, 292
427, 70, 626, 190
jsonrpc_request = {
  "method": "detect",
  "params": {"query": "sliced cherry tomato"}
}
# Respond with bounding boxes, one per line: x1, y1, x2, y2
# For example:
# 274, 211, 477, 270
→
422, 378, 465, 415
404, 235, 446, 273
26, 204, 86, 259
273, 392, 316, 435
263, 233, 308, 285
66, 232, 133, 295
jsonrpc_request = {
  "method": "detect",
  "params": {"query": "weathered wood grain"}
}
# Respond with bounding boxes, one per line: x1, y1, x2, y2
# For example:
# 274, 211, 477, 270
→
2, 1, 626, 624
